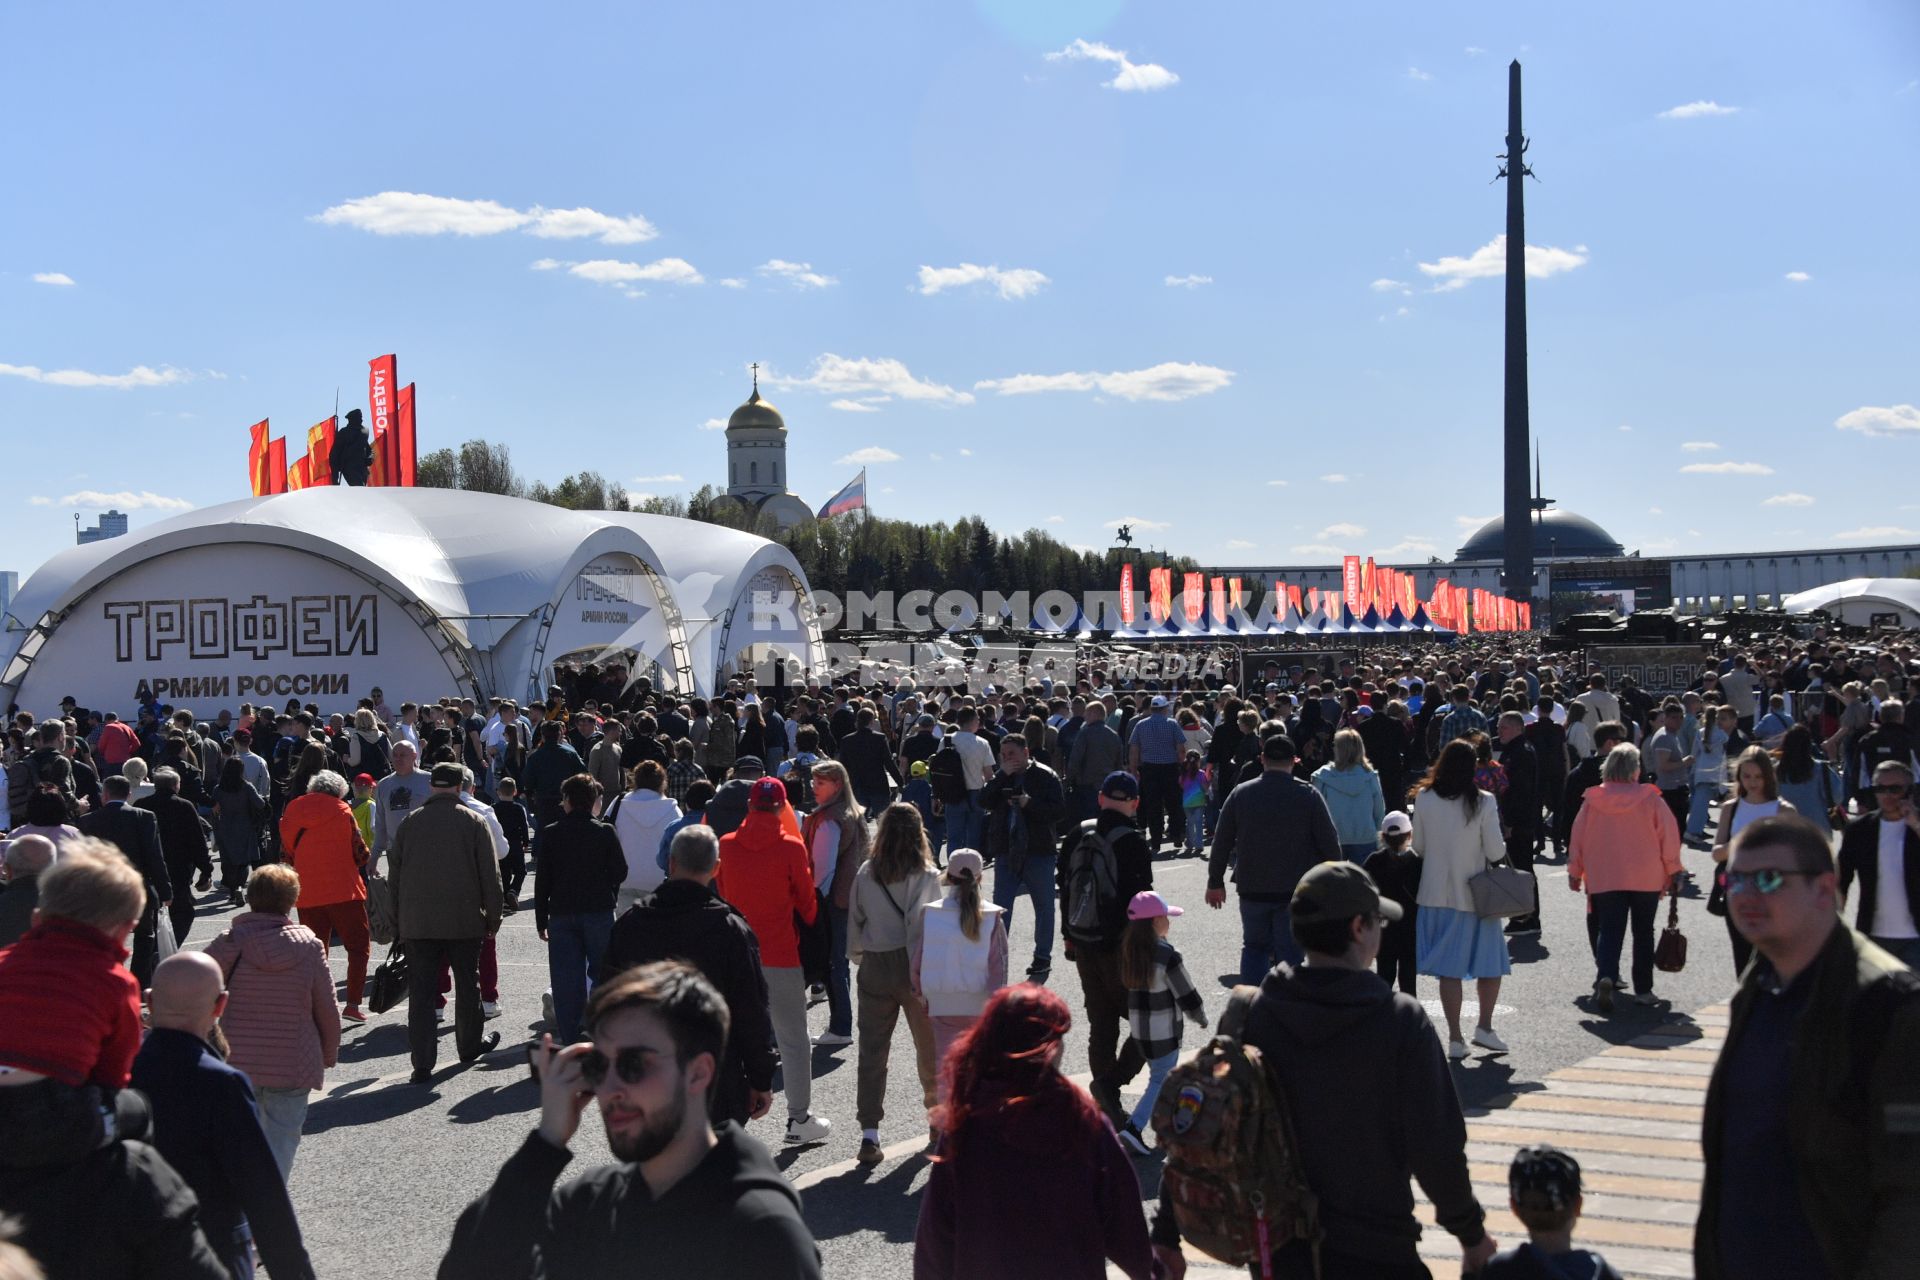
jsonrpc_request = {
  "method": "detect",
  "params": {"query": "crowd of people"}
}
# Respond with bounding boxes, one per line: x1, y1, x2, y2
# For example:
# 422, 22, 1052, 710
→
0, 626, 1916, 1278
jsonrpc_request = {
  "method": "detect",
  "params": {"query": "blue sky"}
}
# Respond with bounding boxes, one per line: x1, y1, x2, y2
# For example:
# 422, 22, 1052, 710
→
3, 1, 1917, 578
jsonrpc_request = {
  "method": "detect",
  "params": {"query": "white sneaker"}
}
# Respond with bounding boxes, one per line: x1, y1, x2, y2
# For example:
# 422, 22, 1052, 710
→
482, 1001, 502, 1020
1471, 1027, 1509, 1055
811, 1030, 853, 1047
1631, 991, 1661, 1006
1448, 1038, 1469, 1061
786, 1114, 832, 1144
433, 1007, 446, 1024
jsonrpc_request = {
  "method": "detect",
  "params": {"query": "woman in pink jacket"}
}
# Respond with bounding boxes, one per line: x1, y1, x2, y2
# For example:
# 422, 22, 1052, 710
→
202, 862, 341, 1180
1567, 743, 1684, 1013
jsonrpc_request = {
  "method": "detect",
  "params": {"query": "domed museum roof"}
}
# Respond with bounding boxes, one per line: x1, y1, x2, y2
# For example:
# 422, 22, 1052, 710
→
1456, 509, 1625, 561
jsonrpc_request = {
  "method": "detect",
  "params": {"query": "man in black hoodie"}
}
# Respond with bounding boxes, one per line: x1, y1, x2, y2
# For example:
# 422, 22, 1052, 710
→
442, 961, 820, 1280
1155, 862, 1493, 1280
603, 826, 777, 1127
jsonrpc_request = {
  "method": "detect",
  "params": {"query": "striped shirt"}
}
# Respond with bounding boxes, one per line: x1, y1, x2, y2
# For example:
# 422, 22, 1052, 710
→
1126, 939, 1206, 1060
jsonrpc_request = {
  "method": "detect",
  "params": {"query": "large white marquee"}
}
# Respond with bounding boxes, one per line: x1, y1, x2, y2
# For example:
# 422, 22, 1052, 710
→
0, 488, 823, 715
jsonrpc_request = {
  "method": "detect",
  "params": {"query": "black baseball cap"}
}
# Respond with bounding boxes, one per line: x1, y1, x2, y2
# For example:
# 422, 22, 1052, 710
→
429, 762, 466, 788
1261, 734, 1297, 762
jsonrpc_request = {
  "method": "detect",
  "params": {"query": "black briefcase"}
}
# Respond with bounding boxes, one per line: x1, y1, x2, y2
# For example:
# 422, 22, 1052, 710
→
367, 943, 410, 1015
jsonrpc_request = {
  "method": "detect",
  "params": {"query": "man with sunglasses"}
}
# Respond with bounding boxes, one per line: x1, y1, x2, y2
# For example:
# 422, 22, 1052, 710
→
441, 961, 821, 1279
1696, 814, 1920, 1280
1837, 760, 1920, 969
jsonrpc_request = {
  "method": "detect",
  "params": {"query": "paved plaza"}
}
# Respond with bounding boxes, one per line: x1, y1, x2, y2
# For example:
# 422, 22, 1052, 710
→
176, 832, 1738, 1279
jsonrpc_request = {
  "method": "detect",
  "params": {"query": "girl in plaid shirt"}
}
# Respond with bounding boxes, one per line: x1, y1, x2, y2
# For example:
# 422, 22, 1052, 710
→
1116, 891, 1207, 1154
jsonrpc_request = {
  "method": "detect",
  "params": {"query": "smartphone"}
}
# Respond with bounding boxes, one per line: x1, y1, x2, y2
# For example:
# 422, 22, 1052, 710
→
525, 1043, 542, 1082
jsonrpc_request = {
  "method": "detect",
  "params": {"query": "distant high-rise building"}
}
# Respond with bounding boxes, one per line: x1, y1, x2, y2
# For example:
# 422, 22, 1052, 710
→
77, 510, 129, 545
0, 570, 16, 620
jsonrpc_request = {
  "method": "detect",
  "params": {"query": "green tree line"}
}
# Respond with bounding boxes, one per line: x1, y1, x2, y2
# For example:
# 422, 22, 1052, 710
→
415, 437, 1195, 596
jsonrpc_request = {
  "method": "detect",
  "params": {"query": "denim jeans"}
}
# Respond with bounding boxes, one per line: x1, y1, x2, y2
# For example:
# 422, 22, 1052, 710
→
1238, 897, 1301, 984
546, 911, 615, 1044
1687, 782, 1725, 841
947, 790, 984, 855
826, 901, 852, 1037
1341, 842, 1373, 866
253, 1086, 309, 1182
1128, 1048, 1180, 1135
993, 853, 1057, 972
1183, 808, 1207, 851
1591, 890, 1659, 994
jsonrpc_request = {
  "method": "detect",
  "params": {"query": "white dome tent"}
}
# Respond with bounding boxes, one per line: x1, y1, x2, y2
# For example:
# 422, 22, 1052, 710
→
0, 488, 824, 715
1781, 577, 1920, 629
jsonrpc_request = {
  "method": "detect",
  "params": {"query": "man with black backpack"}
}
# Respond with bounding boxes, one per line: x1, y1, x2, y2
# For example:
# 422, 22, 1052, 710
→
1059, 769, 1156, 1129
1152, 862, 1493, 1280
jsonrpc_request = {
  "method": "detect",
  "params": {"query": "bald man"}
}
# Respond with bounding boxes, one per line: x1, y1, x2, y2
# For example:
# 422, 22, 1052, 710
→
0, 834, 55, 949
130, 953, 316, 1280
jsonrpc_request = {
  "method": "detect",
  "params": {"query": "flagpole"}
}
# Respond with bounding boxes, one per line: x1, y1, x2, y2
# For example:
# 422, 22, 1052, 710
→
860, 467, 869, 523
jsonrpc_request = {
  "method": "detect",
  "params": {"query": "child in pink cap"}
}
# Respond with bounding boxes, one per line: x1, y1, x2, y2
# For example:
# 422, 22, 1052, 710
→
1115, 890, 1207, 1153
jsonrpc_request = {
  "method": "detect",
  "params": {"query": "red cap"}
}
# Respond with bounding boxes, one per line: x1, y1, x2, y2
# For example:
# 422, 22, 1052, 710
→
748, 777, 787, 811
352, 773, 375, 787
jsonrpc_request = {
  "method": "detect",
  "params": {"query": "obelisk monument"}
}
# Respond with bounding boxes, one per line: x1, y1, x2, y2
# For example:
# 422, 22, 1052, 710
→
1500, 60, 1534, 606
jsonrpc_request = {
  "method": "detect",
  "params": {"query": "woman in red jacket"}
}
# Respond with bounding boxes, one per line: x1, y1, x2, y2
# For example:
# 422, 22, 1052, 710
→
279, 770, 371, 1022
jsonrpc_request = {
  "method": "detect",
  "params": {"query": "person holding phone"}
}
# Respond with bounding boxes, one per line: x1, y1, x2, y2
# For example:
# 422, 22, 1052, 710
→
442, 961, 820, 1279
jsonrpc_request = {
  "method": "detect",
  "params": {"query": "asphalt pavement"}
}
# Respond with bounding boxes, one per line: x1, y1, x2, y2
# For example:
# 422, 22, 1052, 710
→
174, 829, 1739, 1279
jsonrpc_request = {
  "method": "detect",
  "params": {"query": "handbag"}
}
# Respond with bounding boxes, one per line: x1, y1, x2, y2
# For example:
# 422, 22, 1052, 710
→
1654, 889, 1689, 973
1468, 860, 1536, 919
154, 908, 178, 961
794, 891, 832, 985
365, 872, 398, 946
367, 942, 410, 1014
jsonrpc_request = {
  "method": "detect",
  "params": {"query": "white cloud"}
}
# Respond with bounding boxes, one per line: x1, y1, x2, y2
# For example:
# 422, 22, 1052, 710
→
1321, 473, 1350, 483
0, 361, 190, 390
1266, 479, 1289, 487
699, 417, 727, 431
1465, 46, 1487, 55
1784, 271, 1810, 282
1045, 515, 1065, 524
1045, 38, 1179, 92
759, 259, 838, 289
1418, 234, 1588, 291
1680, 441, 1719, 452
1648, 506, 1663, 515
929, 453, 943, 463
530, 258, 565, 271
1318, 522, 1367, 539
1407, 67, 1432, 82
1834, 525, 1920, 541
313, 191, 656, 243
1370, 278, 1408, 293
32, 272, 75, 287
1164, 274, 1213, 289
1901, 80, 1919, 97
828, 398, 880, 413
1377, 536, 1439, 557
1836, 404, 1920, 438
1679, 461, 1774, 475
916, 263, 1050, 300
46, 488, 192, 511
1105, 517, 1172, 531
974, 361, 1232, 402
769, 354, 974, 406
958, 448, 972, 457
836, 446, 902, 466
1618, 424, 1633, 432
1225, 539, 1256, 550
568, 257, 703, 286
629, 473, 684, 484
1762, 492, 1814, 507
1291, 543, 1346, 558
880, 486, 895, 495
718, 278, 747, 289
1454, 514, 1494, 531
1660, 101, 1739, 120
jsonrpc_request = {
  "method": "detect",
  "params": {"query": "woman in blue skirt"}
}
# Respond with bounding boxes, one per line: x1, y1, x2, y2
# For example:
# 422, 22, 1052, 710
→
1412, 739, 1512, 1061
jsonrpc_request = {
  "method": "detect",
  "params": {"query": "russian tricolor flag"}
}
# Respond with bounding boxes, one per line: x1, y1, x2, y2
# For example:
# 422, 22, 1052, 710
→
817, 469, 867, 518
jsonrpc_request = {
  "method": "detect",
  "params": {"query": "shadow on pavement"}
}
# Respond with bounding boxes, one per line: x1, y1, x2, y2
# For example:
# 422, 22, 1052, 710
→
449, 1076, 540, 1125
337, 1023, 411, 1063
801, 1152, 931, 1243
1452, 1059, 1547, 1110
306, 1079, 442, 1133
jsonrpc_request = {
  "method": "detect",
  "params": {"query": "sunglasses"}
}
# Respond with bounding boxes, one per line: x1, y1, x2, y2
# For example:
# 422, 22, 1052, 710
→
1726, 869, 1817, 896
1873, 784, 1913, 795
578, 1046, 659, 1088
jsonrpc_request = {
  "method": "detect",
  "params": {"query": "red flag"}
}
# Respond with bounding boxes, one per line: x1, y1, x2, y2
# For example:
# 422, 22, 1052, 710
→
1362, 557, 1376, 608
286, 454, 312, 491
248, 419, 270, 497
307, 417, 337, 486
1209, 577, 1226, 624
1228, 577, 1243, 610
265, 436, 287, 495
1307, 588, 1320, 615
1119, 563, 1135, 626
395, 382, 417, 487
1342, 556, 1362, 611
1149, 568, 1172, 623
368, 354, 398, 485
1286, 583, 1303, 615
1182, 573, 1205, 623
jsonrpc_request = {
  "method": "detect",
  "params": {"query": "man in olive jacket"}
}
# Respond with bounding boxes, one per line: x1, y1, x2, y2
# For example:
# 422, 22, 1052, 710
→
1696, 814, 1920, 1280
390, 762, 505, 1083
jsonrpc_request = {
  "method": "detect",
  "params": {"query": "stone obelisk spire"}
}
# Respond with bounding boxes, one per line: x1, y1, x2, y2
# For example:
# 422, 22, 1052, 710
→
1500, 60, 1534, 606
